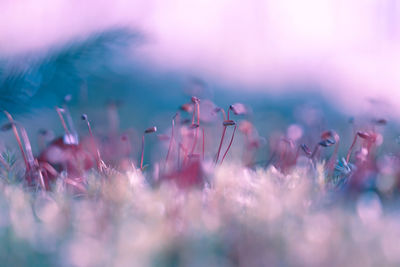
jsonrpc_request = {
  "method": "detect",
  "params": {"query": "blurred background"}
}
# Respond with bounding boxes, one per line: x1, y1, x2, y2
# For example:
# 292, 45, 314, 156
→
0, 0, 400, 161
2, 3, 400, 266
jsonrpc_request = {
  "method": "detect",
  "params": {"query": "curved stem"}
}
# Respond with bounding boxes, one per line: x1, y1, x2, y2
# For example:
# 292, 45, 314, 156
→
39, 168, 48, 190
18, 126, 35, 169
64, 177, 87, 193
346, 134, 358, 163
215, 126, 227, 164
165, 118, 175, 163
40, 161, 58, 177
220, 109, 226, 121
56, 107, 71, 138
63, 105, 78, 143
3, 111, 29, 174
220, 125, 237, 165
140, 135, 145, 170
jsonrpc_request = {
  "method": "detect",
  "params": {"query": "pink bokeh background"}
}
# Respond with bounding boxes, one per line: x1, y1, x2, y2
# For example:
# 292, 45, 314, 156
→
1, 0, 400, 115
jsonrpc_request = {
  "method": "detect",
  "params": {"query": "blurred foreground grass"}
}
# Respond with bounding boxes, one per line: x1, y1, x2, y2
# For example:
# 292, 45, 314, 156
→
0, 163, 399, 267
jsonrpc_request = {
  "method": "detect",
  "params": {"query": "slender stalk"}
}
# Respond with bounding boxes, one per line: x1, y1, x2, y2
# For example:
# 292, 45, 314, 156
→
187, 101, 200, 163
196, 101, 200, 125
190, 126, 199, 156
177, 141, 181, 169
18, 126, 36, 177
56, 107, 71, 138
165, 117, 175, 163
140, 127, 157, 170
220, 109, 226, 121
175, 113, 181, 168
40, 161, 58, 177
346, 134, 358, 163
202, 128, 205, 160
191, 104, 197, 124
140, 134, 145, 170
82, 115, 104, 171
3, 111, 29, 174
64, 177, 87, 193
214, 107, 228, 164
181, 143, 189, 163
37, 167, 46, 190
220, 125, 237, 165
215, 126, 227, 164
63, 104, 78, 143
177, 142, 189, 170
327, 141, 340, 171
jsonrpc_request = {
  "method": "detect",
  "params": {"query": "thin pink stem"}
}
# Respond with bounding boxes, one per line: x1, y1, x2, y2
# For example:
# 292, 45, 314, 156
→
202, 128, 205, 160
190, 126, 199, 156
182, 142, 190, 166
64, 178, 87, 193
56, 107, 71, 138
179, 142, 190, 168
220, 125, 237, 165
63, 104, 78, 141
85, 120, 103, 171
220, 109, 226, 121
140, 134, 145, 170
346, 134, 358, 163
18, 126, 35, 169
3, 111, 30, 175
187, 102, 200, 162
40, 161, 58, 177
196, 102, 200, 125
177, 142, 180, 169
39, 168, 49, 190
191, 103, 196, 125
165, 118, 175, 163
215, 126, 227, 164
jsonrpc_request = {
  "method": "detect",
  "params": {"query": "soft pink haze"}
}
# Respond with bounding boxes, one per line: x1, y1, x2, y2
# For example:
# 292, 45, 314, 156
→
1, 0, 400, 115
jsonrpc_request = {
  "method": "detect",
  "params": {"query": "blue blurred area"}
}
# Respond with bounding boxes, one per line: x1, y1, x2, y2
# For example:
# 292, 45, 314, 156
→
2, 27, 397, 164
0, 28, 137, 113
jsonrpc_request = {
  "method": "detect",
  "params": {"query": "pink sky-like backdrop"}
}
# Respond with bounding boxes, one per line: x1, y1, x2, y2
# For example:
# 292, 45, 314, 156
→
1, 0, 400, 116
